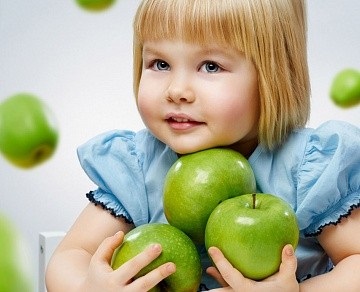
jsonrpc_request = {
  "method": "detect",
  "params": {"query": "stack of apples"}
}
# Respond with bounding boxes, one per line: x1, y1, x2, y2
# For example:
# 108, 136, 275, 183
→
111, 148, 299, 290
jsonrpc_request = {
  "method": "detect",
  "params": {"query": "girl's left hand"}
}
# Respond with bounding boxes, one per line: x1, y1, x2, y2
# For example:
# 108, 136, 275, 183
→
207, 244, 299, 292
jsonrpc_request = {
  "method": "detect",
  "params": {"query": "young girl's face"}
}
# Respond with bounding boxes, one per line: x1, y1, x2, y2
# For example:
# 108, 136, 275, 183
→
137, 40, 260, 156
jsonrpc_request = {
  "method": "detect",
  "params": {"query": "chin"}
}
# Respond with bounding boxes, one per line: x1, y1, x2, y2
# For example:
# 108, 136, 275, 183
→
171, 145, 214, 156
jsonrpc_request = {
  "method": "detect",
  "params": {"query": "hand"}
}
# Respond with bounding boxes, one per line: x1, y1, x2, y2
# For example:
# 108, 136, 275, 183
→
207, 244, 299, 292
81, 231, 176, 291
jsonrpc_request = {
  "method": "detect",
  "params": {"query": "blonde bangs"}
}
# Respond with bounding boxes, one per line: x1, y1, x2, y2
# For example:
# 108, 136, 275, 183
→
134, 0, 252, 50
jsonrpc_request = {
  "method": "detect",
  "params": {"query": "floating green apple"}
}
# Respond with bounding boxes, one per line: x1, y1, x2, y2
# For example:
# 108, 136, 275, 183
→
163, 148, 256, 245
75, 0, 116, 12
205, 193, 299, 280
0, 213, 33, 292
330, 68, 360, 108
111, 223, 202, 292
0, 93, 59, 169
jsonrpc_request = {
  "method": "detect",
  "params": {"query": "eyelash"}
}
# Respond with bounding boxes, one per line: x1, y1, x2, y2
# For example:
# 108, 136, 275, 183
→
151, 60, 170, 71
148, 59, 223, 73
200, 61, 222, 73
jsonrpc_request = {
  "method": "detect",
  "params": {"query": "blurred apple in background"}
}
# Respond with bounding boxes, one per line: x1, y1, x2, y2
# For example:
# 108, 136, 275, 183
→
0, 213, 33, 292
330, 68, 360, 108
0, 93, 59, 169
163, 148, 256, 244
75, 0, 116, 12
205, 193, 299, 280
112, 223, 202, 292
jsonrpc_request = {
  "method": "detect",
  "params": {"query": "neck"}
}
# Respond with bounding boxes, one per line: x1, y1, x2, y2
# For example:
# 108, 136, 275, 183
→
227, 138, 259, 159
176, 138, 259, 159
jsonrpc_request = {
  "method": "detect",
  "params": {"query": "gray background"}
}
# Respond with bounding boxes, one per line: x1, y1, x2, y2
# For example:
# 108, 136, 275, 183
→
0, 0, 359, 290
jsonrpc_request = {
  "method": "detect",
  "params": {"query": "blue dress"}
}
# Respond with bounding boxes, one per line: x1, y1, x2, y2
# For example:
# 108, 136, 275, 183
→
77, 120, 360, 289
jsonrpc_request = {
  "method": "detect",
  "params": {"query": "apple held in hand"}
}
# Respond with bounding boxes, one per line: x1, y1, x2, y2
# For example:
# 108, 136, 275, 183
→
0, 214, 33, 292
0, 93, 59, 168
112, 223, 202, 292
205, 193, 299, 280
330, 68, 360, 108
163, 148, 256, 244
76, 0, 116, 12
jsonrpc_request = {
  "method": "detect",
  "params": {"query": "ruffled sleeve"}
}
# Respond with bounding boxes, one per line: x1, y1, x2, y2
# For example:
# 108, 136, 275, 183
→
296, 121, 360, 236
77, 130, 148, 226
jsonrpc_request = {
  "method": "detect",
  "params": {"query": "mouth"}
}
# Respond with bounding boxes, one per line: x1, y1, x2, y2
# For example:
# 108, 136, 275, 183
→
169, 117, 194, 123
165, 113, 205, 130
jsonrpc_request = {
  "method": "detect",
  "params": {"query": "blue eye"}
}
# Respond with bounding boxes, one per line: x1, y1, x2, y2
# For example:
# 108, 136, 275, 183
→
154, 60, 170, 71
202, 62, 220, 73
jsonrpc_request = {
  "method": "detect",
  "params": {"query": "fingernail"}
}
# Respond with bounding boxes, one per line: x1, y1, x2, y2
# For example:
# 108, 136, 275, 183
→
166, 262, 176, 273
208, 247, 216, 257
151, 243, 162, 253
286, 245, 294, 256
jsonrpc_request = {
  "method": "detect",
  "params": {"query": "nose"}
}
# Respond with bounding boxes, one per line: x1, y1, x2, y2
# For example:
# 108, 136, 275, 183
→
166, 75, 195, 104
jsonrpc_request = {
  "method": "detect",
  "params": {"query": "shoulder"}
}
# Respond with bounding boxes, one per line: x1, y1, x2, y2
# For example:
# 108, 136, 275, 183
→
250, 120, 360, 235
77, 129, 167, 167
298, 121, 360, 235
251, 120, 360, 168
76, 129, 171, 191
76, 129, 176, 225
280, 120, 360, 154
299, 120, 360, 153
296, 120, 360, 188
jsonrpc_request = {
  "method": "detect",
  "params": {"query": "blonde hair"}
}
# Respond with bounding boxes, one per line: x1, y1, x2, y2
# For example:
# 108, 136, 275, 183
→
133, 0, 310, 150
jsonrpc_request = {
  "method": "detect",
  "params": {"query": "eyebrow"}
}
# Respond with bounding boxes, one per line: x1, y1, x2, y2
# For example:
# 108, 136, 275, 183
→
142, 45, 160, 55
201, 43, 245, 59
142, 46, 168, 63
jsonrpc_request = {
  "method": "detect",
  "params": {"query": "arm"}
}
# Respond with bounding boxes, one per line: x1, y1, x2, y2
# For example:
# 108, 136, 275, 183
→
46, 203, 129, 291
299, 207, 360, 291
45, 203, 176, 292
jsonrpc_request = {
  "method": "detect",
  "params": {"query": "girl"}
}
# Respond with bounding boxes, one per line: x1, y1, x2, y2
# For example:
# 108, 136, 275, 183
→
46, 0, 360, 291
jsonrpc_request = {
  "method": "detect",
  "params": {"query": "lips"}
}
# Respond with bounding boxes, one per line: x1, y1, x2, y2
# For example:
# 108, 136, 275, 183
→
165, 113, 204, 130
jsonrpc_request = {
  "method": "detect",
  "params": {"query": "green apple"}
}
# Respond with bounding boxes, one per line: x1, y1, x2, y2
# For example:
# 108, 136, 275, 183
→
163, 148, 256, 244
0, 93, 59, 168
0, 213, 33, 292
330, 68, 360, 108
76, 0, 116, 12
205, 193, 299, 280
111, 223, 202, 292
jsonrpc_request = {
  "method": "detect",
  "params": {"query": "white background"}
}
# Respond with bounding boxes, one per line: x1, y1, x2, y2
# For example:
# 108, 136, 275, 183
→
0, 0, 359, 290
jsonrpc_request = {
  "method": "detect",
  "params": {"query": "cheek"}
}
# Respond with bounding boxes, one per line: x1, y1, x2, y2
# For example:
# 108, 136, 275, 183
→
213, 88, 260, 135
137, 85, 165, 131
136, 86, 150, 121
136, 95, 152, 124
217, 102, 249, 127
137, 80, 154, 118
213, 88, 258, 120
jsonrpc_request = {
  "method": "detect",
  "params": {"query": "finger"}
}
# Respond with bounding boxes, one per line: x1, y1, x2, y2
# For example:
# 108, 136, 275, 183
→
93, 231, 124, 265
278, 244, 297, 277
208, 246, 245, 287
114, 243, 163, 280
206, 266, 228, 287
129, 262, 176, 291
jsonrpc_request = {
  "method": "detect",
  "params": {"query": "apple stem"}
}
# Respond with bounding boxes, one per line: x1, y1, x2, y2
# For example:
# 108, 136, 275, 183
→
252, 193, 256, 209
